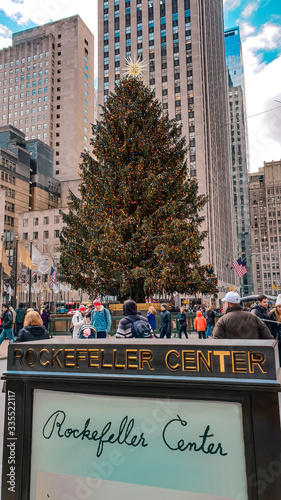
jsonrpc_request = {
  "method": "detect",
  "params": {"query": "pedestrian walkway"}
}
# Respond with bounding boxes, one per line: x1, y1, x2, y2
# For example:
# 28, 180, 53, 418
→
0, 340, 8, 360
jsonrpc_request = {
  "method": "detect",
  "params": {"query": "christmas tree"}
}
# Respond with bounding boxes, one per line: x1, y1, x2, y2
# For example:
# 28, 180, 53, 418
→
59, 76, 218, 302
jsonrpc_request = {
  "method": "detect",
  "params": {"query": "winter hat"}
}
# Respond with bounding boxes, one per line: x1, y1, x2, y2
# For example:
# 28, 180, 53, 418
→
123, 300, 138, 316
93, 299, 101, 307
161, 303, 167, 309
79, 305, 86, 312
222, 291, 240, 304
82, 328, 91, 338
275, 294, 281, 307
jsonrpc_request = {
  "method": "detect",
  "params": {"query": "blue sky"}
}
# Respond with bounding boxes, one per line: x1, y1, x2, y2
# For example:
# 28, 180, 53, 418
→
223, 0, 281, 170
0, 0, 280, 171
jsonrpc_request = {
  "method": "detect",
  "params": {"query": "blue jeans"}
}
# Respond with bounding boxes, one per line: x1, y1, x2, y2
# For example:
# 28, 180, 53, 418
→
97, 331, 106, 339
198, 331, 206, 339
206, 324, 214, 337
0, 328, 15, 345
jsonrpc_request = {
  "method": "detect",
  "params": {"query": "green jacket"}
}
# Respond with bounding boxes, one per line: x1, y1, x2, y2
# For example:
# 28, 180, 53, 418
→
15, 307, 26, 324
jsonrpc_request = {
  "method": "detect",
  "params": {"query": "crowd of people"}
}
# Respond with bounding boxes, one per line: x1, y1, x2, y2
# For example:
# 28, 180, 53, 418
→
0, 302, 50, 346
0, 293, 280, 365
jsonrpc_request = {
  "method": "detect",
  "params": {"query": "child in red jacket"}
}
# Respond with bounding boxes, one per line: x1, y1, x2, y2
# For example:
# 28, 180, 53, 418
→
194, 311, 207, 339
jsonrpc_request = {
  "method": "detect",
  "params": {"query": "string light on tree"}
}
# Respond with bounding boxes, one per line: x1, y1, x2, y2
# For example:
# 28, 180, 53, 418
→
58, 76, 218, 301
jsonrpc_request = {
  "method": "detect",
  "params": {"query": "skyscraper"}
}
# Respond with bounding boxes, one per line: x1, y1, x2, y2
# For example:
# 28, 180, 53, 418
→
0, 15, 95, 181
225, 27, 253, 296
250, 160, 281, 296
98, 0, 237, 298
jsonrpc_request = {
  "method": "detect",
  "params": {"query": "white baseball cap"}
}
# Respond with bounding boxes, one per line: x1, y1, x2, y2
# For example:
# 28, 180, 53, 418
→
222, 291, 241, 304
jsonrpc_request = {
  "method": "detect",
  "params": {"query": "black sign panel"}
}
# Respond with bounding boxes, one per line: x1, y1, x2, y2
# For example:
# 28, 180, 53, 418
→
7, 338, 279, 383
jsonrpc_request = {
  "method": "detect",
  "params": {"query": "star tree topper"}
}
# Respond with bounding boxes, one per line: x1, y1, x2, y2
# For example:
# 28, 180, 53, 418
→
123, 55, 148, 78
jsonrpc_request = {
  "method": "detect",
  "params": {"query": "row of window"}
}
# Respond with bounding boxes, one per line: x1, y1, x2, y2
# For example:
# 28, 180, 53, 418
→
1, 158, 16, 171
22, 230, 60, 240
23, 215, 60, 226
0, 60, 50, 81
1, 171, 16, 185
0, 53, 49, 69
0, 73, 49, 88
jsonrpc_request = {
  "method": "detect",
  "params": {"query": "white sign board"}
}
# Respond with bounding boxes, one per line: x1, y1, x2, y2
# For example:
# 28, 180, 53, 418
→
30, 390, 248, 499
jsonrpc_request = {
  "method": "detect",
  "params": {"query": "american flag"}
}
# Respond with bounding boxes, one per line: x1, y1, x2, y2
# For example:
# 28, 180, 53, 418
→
24, 269, 36, 287
24, 269, 29, 287
50, 267, 56, 287
233, 258, 248, 277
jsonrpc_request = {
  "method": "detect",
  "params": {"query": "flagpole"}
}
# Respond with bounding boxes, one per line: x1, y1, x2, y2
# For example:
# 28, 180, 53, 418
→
29, 239, 33, 308
0, 233, 3, 306
13, 236, 18, 309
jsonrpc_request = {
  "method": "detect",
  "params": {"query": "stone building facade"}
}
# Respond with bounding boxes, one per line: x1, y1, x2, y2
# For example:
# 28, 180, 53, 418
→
250, 160, 281, 295
0, 15, 95, 181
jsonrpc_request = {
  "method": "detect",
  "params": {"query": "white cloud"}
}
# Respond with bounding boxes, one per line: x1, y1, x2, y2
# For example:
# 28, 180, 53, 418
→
223, 0, 243, 13
239, 21, 256, 38
0, 0, 97, 31
0, 24, 12, 49
0, 0, 98, 72
241, 2, 260, 19
242, 23, 281, 170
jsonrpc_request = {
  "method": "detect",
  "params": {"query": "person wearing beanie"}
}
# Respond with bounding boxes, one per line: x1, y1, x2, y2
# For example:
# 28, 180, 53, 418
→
160, 303, 171, 339
268, 294, 281, 365
15, 303, 26, 335
116, 300, 152, 338
212, 291, 273, 340
71, 304, 87, 339
91, 299, 111, 339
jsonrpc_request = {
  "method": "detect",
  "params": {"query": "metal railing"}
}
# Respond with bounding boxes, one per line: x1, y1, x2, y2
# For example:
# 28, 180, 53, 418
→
49, 313, 222, 337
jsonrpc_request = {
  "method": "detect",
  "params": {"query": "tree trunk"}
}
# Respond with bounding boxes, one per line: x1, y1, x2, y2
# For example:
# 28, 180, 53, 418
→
132, 278, 145, 303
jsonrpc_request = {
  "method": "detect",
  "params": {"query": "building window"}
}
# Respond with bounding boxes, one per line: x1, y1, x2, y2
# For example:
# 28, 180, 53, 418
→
33, 232, 38, 240
33, 217, 38, 226
54, 229, 60, 238
23, 218, 28, 227
23, 233, 28, 240
54, 215, 60, 224
43, 216, 49, 225
43, 231, 49, 239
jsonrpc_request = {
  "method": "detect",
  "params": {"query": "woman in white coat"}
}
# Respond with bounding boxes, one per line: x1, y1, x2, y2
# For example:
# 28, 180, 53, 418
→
72, 305, 87, 339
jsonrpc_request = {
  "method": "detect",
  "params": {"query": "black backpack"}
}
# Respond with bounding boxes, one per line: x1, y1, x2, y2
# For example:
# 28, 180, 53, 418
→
127, 317, 152, 338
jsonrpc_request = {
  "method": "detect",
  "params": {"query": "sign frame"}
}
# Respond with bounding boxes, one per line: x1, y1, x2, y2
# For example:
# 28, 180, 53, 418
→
2, 338, 281, 500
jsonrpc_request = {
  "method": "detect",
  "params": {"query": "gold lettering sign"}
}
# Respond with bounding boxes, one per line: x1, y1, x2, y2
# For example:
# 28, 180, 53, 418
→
11, 346, 269, 376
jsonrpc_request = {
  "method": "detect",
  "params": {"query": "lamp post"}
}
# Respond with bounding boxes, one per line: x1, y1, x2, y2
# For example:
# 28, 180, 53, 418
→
13, 236, 19, 309
29, 239, 33, 308
0, 233, 3, 306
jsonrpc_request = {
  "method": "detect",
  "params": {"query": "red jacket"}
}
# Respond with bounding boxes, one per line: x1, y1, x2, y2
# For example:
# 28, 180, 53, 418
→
194, 311, 207, 332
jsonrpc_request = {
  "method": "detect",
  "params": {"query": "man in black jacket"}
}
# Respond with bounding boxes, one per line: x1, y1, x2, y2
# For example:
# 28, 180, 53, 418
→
160, 304, 171, 339
206, 308, 216, 337
250, 294, 270, 327
0, 303, 15, 345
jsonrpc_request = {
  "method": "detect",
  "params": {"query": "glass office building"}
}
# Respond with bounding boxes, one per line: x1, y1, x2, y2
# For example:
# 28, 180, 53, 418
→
225, 27, 253, 295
